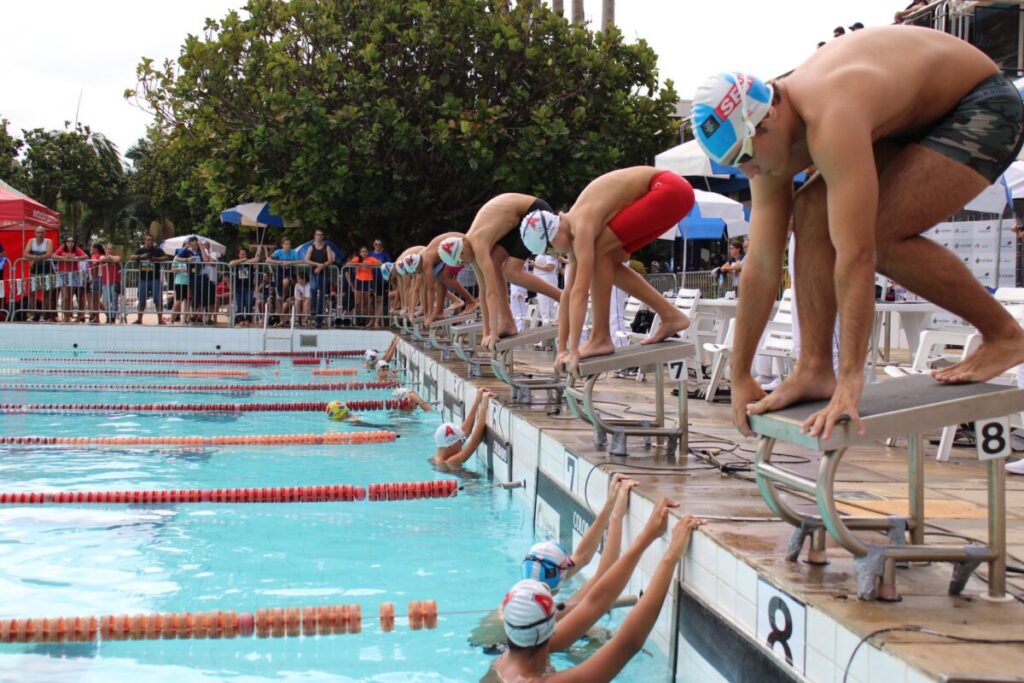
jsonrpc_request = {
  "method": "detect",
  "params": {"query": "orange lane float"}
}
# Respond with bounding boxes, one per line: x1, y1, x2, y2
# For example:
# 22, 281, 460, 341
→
311, 368, 358, 376
0, 601, 435, 643
0, 431, 397, 447
0, 399, 402, 414
0, 481, 454, 505
0, 381, 399, 394
0, 369, 249, 378
17, 357, 279, 366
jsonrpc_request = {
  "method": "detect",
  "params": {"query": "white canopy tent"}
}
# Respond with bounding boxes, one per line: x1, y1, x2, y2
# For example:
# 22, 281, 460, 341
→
657, 189, 748, 240
654, 140, 732, 179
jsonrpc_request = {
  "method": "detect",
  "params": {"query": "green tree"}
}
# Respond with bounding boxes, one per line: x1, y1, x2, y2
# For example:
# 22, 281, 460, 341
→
129, 0, 679, 250
22, 123, 127, 245
0, 117, 26, 189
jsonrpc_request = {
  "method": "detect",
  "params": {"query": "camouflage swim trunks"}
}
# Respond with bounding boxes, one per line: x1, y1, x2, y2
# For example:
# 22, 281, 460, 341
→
918, 73, 1024, 183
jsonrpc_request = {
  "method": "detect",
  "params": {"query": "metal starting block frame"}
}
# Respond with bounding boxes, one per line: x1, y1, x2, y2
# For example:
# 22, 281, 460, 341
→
491, 326, 564, 406
450, 321, 493, 378
427, 312, 478, 360
564, 342, 693, 457
749, 374, 1023, 602
408, 316, 427, 342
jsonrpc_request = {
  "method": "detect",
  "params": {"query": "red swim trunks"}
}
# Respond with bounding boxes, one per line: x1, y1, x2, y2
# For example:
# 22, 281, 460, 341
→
608, 171, 695, 254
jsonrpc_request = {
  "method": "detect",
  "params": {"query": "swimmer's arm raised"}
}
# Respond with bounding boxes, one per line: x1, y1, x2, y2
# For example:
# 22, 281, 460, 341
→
448, 393, 489, 466
565, 476, 626, 580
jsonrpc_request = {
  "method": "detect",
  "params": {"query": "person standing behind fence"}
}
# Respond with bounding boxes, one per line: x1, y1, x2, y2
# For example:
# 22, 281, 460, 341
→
530, 254, 560, 324
304, 229, 334, 329
89, 243, 121, 324
24, 228, 55, 322
369, 238, 392, 324
229, 246, 261, 326
53, 236, 87, 323
0, 242, 8, 321
130, 234, 169, 325
266, 237, 301, 305
350, 245, 380, 328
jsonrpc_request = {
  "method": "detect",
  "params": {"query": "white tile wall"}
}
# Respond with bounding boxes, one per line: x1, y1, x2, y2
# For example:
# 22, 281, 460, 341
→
538, 433, 565, 481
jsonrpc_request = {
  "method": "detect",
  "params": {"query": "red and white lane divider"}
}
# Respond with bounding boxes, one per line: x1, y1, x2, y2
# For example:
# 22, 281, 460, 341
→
0, 430, 397, 447
0, 399, 403, 414
0, 380, 399, 394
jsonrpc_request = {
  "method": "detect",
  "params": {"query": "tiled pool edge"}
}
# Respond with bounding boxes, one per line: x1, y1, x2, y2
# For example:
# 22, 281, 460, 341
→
398, 338, 939, 683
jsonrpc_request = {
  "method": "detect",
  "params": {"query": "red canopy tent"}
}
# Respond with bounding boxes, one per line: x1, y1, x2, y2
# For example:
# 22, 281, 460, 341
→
0, 179, 60, 264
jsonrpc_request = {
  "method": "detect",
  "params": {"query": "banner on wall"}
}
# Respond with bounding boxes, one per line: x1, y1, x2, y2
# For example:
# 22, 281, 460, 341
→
483, 427, 512, 482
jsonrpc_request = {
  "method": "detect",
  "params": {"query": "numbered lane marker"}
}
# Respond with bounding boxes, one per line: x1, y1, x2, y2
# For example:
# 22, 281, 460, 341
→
756, 579, 806, 674
976, 417, 1011, 461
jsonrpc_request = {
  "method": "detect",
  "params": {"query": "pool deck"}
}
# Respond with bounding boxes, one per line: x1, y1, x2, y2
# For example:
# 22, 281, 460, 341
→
403, 333, 1024, 683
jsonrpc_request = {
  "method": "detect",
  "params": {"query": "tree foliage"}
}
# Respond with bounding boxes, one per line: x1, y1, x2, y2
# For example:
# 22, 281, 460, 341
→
21, 123, 127, 244
129, 0, 679, 249
0, 117, 27, 190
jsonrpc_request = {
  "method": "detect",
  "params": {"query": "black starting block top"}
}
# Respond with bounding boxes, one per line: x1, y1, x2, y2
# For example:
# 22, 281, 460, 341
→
749, 374, 1024, 451
572, 342, 694, 376
494, 325, 559, 352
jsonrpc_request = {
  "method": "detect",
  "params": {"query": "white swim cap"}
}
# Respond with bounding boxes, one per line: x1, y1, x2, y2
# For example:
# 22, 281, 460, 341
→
502, 579, 558, 648
434, 422, 465, 448
519, 210, 560, 256
380, 262, 395, 281
438, 237, 464, 267
393, 387, 413, 399
692, 72, 774, 166
365, 349, 379, 361
522, 541, 574, 591
394, 259, 408, 276
403, 253, 421, 273
376, 359, 389, 370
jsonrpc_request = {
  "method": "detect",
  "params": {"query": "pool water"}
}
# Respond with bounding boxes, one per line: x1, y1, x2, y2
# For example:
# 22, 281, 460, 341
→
0, 351, 668, 682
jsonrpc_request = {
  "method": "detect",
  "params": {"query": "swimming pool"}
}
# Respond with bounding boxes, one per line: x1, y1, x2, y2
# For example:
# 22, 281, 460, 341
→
0, 350, 668, 681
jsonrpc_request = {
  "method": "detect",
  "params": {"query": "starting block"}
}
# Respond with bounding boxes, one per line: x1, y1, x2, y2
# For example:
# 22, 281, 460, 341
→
428, 312, 478, 360
450, 321, 492, 378
750, 374, 1023, 601
408, 316, 427, 342
491, 326, 564, 406
564, 342, 693, 457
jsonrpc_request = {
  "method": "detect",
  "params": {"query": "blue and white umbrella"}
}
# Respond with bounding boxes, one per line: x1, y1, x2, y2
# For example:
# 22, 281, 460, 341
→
220, 202, 299, 229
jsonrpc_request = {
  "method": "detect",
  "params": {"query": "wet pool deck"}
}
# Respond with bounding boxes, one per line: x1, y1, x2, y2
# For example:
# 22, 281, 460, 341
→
411, 336, 1024, 682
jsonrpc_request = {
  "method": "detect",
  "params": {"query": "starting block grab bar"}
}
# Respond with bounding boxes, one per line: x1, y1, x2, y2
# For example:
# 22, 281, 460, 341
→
564, 342, 694, 457
491, 326, 564, 405
427, 313, 479, 357
749, 374, 1024, 602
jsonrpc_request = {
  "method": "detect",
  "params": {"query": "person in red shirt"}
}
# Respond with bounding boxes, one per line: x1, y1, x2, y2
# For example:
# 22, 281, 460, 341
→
89, 243, 121, 324
53, 236, 87, 322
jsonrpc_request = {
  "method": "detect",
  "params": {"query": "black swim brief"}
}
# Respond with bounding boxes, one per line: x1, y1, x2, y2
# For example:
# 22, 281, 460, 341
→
496, 198, 553, 261
918, 73, 1024, 183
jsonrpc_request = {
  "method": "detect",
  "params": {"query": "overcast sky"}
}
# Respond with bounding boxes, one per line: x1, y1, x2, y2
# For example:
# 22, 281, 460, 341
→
0, 0, 906, 158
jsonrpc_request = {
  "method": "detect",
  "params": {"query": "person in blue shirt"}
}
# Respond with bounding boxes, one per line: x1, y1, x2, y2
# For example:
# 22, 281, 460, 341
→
266, 237, 302, 302
370, 238, 393, 322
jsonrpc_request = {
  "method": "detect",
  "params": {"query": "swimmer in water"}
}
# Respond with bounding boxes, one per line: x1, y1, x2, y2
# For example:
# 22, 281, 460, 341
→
375, 359, 398, 382
484, 508, 704, 683
393, 387, 431, 412
431, 390, 491, 468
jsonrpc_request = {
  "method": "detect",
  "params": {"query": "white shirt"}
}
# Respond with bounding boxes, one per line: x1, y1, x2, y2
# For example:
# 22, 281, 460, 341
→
533, 254, 559, 284
294, 282, 310, 300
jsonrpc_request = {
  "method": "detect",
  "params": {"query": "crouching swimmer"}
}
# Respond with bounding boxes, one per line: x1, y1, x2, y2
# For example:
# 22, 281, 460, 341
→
484, 509, 704, 682
431, 390, 491, 470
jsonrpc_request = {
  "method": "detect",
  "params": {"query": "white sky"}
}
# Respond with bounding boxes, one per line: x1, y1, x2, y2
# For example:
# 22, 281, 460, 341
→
0, 0, 906, 158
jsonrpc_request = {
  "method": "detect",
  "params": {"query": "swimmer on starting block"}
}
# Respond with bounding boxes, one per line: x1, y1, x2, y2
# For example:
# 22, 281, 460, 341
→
691, 26, 1024, 440
519, 167, 695, 373
431, 389, 491, 469
469, 474, 637, 653
435, 194, 564, 349
395, 246, 425, 320
485, 504, 704, 683
412, 232, 479, 326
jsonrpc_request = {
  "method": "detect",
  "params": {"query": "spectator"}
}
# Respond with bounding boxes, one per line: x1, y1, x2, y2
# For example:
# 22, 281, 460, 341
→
255, 269, 277, 326
304, 229, 335, 329
369, 238, 391, 264
293, 271, 311, 325
266, 237, 301, 306
229, 246, 260, 326
530, 253, 560, 324
649, 260, 661, 273
0, 242, 8, 321
717, 238, 745, 293
215, 273, 231, 311
24, 228, 57, 321
349, 245, 380, 328
54, 236, 87, 323
196, 240, 220, 325
89, 243, 121, 324
849, 21, 864, 31
895, 0, 929, 22
627, 258, 646, 275
130, 234, 169, 325
170, 247, 191, 324
833, 26, 846, 37
369, 239, 393, 323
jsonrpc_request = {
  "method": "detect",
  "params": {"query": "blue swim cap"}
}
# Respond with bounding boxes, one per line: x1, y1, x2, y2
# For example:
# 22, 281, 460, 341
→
692, 73, 773, 166
522, 541, 574, 592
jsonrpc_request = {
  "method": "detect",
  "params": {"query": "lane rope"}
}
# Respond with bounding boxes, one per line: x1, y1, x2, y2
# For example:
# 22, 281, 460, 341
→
0, 381, 400, 394
0, 431, 397, 447
0, 399, 402, 414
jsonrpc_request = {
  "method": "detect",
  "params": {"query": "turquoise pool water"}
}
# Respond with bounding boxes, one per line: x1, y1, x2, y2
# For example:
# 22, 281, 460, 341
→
0, 351, 668, 682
